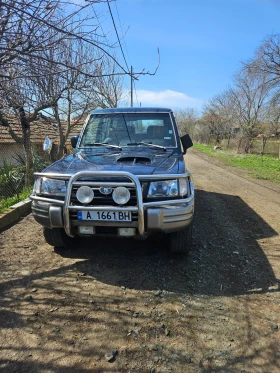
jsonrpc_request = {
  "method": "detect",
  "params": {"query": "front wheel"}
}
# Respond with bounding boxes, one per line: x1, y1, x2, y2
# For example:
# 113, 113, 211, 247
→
169, 223, 193, 254
43, 227, 77, 248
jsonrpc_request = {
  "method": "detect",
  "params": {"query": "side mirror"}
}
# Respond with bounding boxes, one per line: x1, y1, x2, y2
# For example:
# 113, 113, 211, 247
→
43, 136, 52, 153
180, 134, 193, 153
71, 136, 79, 149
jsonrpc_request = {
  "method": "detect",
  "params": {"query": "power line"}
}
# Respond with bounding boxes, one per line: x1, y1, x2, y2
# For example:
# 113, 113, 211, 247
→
113, 2, 139, 106
106, 0, 129, 72
113, 0, 135, 106
114, 1, 131, 67
107, 0, 137, 106
105, 1, 157, 106
91, 6, 109, 45
89, 1, 131, 103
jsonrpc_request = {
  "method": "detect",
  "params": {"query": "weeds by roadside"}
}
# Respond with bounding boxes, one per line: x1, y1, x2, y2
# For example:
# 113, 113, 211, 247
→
0, 189, 31, 213
194, 143, 280, 184
0, 152, 49, 213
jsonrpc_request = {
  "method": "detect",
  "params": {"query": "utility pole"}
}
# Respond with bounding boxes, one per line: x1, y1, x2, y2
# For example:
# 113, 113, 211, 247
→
130, 66, 133, 107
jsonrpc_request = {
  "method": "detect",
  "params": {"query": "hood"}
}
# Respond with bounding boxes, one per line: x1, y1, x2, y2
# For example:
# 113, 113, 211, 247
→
44, 148, 184, 175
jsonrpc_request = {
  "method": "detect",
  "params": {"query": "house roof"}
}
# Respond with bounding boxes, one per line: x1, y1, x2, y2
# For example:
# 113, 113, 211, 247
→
0, 116, 84, 145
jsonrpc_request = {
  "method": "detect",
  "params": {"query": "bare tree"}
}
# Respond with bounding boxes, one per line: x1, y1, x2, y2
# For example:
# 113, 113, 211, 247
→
199, 111, 223, 145
250, 34, 280, 87
229, 66, 271, 153
202, 91, 236, 146
232, 33, 280, 153
2, 37, 124, 160
0, 0, 128, 80
92, 55, 124, 108
0, 0, 161, 191
256, 95, 280, 154
265, 98, 280, 137
179, 33, 280, 153
24, 38, 98, 159
0, 0, 126, 186
174, 108, 198, 137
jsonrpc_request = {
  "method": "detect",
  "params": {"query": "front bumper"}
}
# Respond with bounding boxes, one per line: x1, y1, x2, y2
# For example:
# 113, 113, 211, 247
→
31, 171, 194, 237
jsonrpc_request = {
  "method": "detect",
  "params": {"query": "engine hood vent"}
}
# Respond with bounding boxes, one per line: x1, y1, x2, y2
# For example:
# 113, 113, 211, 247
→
117, 156, 151, 165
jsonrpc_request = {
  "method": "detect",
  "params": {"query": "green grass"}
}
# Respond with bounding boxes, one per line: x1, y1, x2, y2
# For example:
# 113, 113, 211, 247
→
193, 143, 280, 184
0, 189, 31, 214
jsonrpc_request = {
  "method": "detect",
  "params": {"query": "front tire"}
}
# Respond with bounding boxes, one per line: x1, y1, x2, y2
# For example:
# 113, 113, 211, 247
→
169, 223, 193, 254
43, 227, 77, 248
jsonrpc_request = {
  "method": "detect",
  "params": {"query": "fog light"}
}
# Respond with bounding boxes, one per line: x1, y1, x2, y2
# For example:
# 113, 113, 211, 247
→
78, 226, 95, 235
118, 228, 136, 237
112, 187, 130, 205
76, 186, 94, 204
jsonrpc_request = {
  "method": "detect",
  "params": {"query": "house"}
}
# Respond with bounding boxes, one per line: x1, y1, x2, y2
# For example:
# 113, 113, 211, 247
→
0, 116, 84, 166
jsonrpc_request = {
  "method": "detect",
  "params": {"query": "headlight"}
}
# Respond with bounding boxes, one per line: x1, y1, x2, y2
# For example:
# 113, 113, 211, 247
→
76, 186, 94, 204
148, 180, 178, 198
179, 178, 189, 196
33, 178, 41, 194
35, 177, 66, 196
112, 186, 130, 205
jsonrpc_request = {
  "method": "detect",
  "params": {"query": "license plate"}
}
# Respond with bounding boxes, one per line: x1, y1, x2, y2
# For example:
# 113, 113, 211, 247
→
77, 210, 132, 222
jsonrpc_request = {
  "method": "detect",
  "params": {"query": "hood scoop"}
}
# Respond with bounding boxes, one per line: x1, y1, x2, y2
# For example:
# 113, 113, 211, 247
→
117, 156, 152, 165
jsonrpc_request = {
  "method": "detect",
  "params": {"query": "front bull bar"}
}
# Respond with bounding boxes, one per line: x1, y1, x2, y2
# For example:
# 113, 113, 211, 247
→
31, 170, 194, 237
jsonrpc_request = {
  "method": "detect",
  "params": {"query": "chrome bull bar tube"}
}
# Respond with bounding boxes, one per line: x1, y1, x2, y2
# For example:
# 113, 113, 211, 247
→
63, 171, 144, 237
31, 171, 194, 237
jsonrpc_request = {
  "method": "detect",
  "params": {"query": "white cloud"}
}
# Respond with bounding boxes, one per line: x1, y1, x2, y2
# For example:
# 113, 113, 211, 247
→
123, 89, 203, 110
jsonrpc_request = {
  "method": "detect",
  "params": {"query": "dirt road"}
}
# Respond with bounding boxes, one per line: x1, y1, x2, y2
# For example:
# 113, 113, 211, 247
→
0, 149, 280, 373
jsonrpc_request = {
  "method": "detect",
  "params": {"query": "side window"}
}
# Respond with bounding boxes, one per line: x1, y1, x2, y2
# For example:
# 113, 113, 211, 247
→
81, 119, 98, 145
80, 116, 107, 146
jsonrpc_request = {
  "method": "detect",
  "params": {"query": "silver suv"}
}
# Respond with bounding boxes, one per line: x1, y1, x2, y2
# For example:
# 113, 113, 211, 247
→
31, 107, 194, 253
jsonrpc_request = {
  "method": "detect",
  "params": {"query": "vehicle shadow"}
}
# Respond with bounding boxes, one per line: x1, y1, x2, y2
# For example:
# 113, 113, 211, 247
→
55, 189, 279, 296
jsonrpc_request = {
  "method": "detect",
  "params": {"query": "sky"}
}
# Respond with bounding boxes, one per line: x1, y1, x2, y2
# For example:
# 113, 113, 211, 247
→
94, 0, 280, 112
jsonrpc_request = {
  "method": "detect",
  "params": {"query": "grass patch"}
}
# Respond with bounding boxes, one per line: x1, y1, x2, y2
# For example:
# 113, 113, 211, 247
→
0, 189, 31, 214
193, 143, 280, 184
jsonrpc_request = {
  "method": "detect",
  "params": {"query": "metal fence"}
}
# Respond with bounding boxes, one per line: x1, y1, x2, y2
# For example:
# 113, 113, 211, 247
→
0, 141, 52, 207
193, 135, 280, 157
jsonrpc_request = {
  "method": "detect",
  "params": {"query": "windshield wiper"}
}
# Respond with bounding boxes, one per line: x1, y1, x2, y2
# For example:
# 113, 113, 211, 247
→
126, 142, 166, 150
84, 142, 122, 150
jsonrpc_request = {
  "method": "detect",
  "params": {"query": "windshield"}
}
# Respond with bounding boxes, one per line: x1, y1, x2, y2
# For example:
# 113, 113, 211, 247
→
79, 112, 177, 148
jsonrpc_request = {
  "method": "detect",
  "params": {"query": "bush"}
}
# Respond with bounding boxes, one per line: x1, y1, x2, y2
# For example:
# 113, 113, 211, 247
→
0, 161, 25, 198
13, 151, 49, 172
0, 188, 31, 213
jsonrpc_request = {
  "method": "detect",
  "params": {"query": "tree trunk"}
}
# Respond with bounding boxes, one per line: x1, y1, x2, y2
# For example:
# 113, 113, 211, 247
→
227, 134, 231, 148
54, 105, 66, 159
244, 137, 253, 154
237, 137, 242, 153
260, 136, 267, 156
215, 134, 220, 145
18, 107, 32, 189
58, 124, 66, 159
